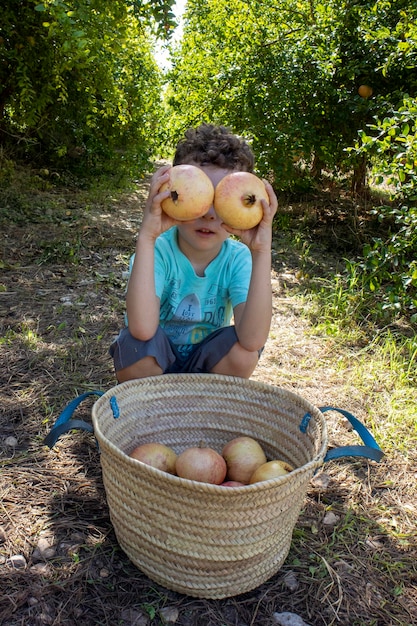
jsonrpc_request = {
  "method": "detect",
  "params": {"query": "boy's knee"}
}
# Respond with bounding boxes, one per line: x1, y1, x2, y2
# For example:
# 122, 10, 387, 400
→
234, 345, 260, 377
211, 342, 259, 378
116, 356, 163, 383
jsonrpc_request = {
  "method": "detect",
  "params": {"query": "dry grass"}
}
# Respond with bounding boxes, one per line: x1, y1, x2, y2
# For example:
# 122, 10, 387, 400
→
0, 173, 416, 626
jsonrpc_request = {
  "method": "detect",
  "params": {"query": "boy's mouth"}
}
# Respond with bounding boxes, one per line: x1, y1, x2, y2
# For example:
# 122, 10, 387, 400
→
197, 227, 214, 234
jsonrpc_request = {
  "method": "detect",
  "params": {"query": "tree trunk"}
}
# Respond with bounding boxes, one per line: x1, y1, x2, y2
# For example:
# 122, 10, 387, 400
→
351, 155, 368, 195
311, 153, 323, 179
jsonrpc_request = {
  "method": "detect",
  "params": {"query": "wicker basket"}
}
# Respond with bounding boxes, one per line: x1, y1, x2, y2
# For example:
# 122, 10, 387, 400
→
91, 374, 328, 599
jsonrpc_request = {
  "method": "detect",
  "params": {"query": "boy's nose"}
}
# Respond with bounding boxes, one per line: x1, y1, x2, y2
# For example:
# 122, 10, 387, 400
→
203, 204, 217, 219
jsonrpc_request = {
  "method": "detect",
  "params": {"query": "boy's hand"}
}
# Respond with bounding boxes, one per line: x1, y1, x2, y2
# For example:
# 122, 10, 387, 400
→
222, 180, 278, 251
140, 165, 180, 240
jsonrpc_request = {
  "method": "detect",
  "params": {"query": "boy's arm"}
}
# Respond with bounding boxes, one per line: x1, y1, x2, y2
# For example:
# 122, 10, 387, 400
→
233, 248, 273, 351
126, 233, 160, 340
126, 165, 179, 340
228, 180, 277, 352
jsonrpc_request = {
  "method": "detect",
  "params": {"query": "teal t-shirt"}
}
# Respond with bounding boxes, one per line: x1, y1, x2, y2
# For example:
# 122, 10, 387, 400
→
128, 227, 252, 360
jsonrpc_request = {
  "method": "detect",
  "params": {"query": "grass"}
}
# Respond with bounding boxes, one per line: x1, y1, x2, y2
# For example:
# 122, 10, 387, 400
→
1, 166, 416, 626
274, 207, 417, 459
302, 305, 417, 455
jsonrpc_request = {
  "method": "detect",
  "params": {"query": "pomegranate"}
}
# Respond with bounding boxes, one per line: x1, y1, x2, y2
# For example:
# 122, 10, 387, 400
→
161, 164, 215, 220
358, 85, 373, 98
175, 447, 227, 484
220, 481, 246, 487
249, 460, 294, 484
222, 436, 267, 484
129, 442, 177, 474
214, 171, 268, 229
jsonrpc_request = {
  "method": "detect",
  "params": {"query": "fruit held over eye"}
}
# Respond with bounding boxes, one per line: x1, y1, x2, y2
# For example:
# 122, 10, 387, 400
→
175, 446, 227, 484
214, 171, 268, 229
129, 442, 177, 474
161, 164, 215, 221
222, 436, 267, 484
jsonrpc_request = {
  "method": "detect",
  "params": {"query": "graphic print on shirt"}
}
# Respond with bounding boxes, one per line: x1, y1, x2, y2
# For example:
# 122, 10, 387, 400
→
164, 293, 201, 346
163, 290, 227, 356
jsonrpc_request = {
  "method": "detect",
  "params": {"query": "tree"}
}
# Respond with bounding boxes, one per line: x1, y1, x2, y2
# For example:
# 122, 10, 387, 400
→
0, 0, 176, 170
164, 0, 416, 190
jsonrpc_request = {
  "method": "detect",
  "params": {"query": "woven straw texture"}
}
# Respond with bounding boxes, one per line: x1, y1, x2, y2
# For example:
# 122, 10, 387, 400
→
92, 374, 328, 599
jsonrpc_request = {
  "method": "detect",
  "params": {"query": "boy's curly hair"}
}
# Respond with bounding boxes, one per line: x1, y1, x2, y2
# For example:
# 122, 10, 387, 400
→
173, 123, 254, 172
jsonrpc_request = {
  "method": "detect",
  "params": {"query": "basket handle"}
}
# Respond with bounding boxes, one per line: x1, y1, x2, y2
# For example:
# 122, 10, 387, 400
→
45, 396, 384, 464
300, 406, 384, 462
43, 391, 104, 449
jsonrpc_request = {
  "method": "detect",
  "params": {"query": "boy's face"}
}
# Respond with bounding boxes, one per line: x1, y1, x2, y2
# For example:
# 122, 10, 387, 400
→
176, 164, 234, 257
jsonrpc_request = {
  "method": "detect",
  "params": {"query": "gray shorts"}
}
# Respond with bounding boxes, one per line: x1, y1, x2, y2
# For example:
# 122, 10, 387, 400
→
109, 325, 240, 374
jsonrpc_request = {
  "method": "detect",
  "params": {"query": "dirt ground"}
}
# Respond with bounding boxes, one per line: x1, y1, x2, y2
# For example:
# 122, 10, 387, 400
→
0, 174, 416, 626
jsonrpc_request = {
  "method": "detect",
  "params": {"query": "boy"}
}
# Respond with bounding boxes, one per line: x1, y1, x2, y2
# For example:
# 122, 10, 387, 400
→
110, 124, 277, 382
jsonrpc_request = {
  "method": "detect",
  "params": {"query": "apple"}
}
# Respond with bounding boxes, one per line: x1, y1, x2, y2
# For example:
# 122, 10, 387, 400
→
222, 436, 267, 484
129, 442, 177, 474
175, 446, 227, 484
214, 171, 268, 229
358, 85, 373, 99
160, 164, 215, 221
249, 460, 294, 484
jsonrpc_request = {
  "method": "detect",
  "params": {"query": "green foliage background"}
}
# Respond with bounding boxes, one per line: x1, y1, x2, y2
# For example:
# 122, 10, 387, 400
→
0, 0, 176, 172
165, 0, 416, 184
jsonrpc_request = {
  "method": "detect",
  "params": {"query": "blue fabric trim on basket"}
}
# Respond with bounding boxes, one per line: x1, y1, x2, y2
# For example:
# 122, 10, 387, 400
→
299, 412, 312, 433
110, 396, 120, 418
299, 406, 384, 463
43, 390, 104, 448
